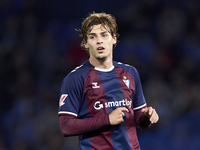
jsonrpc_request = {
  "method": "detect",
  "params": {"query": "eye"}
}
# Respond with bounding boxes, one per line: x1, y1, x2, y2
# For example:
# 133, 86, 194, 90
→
102, 34, 107, 37
89, 36, 95, 39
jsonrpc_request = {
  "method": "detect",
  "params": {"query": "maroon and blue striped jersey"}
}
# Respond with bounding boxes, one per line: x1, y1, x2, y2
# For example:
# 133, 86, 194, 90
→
58, 60, 147, 150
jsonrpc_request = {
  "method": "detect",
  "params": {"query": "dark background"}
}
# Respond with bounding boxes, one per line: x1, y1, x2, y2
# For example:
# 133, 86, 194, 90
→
0, 0, 200, 149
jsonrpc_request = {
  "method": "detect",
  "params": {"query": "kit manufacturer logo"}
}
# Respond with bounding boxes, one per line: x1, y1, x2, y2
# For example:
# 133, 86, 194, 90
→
92, 82, 100, 89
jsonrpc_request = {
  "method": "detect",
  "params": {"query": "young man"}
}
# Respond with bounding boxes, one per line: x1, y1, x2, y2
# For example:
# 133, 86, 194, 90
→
58, 12, 159, 150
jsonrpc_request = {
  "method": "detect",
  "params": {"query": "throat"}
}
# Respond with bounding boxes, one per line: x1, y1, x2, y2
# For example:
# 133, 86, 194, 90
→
89, 58, 113, 69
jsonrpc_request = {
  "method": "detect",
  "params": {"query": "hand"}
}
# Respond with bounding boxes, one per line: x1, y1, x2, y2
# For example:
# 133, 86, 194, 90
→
109, 107, 129, 125
141, 107, 159, 124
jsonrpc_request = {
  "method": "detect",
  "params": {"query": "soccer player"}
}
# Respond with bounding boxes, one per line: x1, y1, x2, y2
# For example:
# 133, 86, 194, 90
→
58, 12, 159, 150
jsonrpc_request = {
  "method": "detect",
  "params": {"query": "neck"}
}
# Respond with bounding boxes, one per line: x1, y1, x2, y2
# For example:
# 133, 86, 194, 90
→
89, 57, 113, 69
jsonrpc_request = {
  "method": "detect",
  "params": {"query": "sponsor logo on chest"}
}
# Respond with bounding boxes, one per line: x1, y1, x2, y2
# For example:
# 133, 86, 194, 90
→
94, 99, 132, 110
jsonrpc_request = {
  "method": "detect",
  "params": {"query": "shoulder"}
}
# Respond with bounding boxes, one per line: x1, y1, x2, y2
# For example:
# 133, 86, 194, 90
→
113, 61, 141, 84
113, 61, 139, 74
63, 60, 93, 84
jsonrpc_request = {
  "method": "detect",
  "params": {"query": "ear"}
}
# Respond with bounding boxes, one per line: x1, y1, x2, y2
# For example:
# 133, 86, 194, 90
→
85, 42, 89, 49
112, 35, 117, 45
83, 38, 88, 49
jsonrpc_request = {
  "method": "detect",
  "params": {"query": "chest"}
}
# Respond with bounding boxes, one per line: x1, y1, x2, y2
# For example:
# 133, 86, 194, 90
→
83, 68, 135, 116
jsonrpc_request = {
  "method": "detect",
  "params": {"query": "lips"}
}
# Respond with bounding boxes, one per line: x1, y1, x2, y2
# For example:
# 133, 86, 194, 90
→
97, 46, 105, 52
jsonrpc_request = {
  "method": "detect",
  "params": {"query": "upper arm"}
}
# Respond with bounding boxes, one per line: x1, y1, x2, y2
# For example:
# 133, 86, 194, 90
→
58, 73, 84, 117
131, 67, 146, 110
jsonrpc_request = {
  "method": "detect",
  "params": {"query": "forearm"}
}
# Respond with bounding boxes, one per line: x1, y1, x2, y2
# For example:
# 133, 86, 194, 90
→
59, 114, 110, 136
134, 107, 151, 129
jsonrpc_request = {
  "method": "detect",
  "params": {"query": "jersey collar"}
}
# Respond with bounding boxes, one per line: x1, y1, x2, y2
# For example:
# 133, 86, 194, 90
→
94, 66, 114, 72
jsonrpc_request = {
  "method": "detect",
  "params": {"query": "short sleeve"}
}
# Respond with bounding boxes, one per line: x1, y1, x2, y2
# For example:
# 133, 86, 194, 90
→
58, 72, 84, 117
131, 67, 146, 110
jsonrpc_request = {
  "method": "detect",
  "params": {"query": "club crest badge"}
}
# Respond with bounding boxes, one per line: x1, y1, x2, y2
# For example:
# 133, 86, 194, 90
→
123, 76, 130, 88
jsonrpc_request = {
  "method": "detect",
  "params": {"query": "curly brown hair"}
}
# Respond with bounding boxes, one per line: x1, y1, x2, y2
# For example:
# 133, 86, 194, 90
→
79, 12, 119, 53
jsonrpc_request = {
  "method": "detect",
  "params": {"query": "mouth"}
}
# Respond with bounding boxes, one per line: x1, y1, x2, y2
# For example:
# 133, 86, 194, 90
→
97, 46, 105, 52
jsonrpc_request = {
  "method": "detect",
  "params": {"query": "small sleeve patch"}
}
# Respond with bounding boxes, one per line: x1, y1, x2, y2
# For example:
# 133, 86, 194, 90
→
59, 94, 68, 107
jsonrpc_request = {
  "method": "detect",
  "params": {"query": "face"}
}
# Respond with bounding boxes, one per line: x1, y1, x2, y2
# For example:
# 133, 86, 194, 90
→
85, 24, 116, 61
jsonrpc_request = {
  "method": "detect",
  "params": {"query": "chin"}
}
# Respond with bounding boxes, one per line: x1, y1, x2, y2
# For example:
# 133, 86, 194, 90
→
96, 56, 107, 61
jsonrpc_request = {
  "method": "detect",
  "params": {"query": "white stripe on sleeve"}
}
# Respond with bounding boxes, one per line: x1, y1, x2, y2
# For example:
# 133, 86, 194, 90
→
133, 103, 147, 110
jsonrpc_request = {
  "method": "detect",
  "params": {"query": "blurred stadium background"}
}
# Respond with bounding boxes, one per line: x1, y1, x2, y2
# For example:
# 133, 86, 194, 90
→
0, 0, 200, 149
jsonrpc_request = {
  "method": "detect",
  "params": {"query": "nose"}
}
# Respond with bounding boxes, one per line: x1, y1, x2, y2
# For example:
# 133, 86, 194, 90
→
97, 41, 103, 44
96, 37, 103, 44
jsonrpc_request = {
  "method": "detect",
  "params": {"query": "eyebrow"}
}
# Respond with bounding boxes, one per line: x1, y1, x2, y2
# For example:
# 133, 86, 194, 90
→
88, 31, 109, 36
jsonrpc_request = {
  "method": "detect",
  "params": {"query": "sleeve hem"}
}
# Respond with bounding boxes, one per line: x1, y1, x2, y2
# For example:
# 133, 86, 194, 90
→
58, 111, 77, 117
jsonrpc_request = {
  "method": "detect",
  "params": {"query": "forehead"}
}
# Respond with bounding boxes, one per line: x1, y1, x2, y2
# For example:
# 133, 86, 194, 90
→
89, 24, 110, 34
